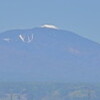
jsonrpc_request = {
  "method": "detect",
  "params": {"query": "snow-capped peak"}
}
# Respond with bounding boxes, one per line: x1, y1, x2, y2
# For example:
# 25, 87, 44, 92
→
41, 24, 59, 29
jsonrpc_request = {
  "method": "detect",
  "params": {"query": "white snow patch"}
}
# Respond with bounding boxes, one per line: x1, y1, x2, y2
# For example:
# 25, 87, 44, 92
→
19, 34, 34, 43
41, 24, 59, 29
19, 34, 25, 42
3, 38, 11, 42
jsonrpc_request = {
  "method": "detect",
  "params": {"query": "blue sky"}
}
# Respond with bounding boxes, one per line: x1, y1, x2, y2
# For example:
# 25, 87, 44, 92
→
0, 0, 100, 43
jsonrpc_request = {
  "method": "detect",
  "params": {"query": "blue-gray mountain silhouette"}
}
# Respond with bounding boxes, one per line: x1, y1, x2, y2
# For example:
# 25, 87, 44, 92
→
0, 27, 100, 82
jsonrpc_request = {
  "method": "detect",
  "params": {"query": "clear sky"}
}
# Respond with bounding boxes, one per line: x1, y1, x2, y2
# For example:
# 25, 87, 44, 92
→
0, 0, 100, 43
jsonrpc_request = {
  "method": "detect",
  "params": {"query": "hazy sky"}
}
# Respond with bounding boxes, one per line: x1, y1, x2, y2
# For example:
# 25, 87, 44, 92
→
0, 0, 100, 43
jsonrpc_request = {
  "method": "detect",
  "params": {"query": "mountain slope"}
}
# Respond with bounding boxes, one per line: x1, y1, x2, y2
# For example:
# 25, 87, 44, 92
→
0, 27, 100, 82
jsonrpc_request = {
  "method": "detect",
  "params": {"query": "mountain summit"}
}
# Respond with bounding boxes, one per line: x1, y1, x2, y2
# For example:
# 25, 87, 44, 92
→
0, 27, 100, 82
41, 24, 59, 29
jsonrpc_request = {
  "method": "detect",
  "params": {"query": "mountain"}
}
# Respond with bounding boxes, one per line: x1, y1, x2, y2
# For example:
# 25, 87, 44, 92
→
0, 25, 100, 82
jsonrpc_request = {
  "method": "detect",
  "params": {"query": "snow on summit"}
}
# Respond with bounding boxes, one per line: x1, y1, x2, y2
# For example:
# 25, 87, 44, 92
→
41, 24, 59, 29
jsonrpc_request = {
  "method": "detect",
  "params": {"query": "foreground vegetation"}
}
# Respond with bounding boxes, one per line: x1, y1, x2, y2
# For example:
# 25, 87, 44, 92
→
0, 82, 99, 100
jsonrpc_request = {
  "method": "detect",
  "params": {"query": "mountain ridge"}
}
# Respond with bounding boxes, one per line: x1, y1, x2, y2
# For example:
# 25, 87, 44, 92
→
0, 27, 99, 45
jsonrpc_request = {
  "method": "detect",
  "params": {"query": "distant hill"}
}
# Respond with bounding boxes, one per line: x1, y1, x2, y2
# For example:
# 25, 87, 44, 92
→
0, 26, 100, 82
